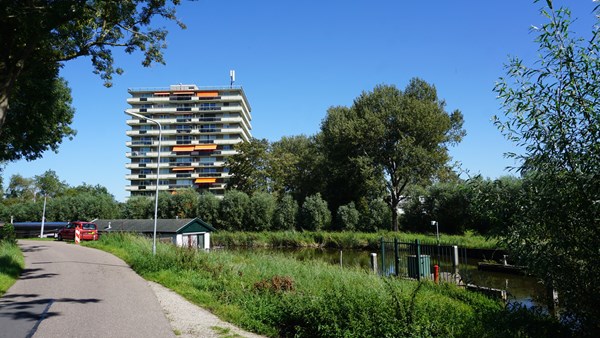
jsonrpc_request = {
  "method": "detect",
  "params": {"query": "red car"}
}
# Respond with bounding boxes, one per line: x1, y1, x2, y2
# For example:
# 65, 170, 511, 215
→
57, 221, 99, 241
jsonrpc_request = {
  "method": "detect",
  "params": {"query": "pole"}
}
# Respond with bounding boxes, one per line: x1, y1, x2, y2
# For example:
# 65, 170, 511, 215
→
40, 195, 47, 238
125, 110, 162, 255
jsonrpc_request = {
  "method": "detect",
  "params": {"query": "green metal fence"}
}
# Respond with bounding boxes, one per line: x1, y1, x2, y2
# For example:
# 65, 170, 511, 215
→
378, 237, 468, 283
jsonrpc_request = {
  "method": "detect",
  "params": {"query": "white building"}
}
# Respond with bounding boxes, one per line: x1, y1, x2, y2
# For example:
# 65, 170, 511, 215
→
125, 84, 252, 197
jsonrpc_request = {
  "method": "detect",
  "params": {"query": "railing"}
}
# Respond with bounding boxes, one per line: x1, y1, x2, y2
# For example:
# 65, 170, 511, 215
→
378, 238, 468, 284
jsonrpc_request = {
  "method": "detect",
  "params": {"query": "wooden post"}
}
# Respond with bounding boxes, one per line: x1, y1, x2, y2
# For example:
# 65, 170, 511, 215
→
370, 253, 378, 274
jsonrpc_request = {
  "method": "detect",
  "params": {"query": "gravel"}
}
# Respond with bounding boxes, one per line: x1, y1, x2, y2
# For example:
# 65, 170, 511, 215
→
148, 281, 267, 338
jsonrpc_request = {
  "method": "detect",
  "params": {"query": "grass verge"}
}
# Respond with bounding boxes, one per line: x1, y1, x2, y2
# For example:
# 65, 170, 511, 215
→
0, 241, 25, 296
211, 230, 499, 250
86, 233, 569, 337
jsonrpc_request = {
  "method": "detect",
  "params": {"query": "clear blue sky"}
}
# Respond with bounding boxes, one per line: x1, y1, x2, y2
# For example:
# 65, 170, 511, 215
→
2, 0, 597, 202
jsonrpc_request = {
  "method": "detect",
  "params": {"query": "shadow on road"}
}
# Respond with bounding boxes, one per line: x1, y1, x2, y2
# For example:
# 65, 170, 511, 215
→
19, 245, 49, 253
18, 268, 58, 280
0, 295, 101, 321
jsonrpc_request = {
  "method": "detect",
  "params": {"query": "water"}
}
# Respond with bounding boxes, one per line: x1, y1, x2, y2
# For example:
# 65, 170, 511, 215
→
223, 246, 545, 308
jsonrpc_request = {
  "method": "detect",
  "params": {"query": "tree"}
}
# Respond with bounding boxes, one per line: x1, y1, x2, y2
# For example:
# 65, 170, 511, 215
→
4, 174, 34, 201
227, 138, 271, 194
196, 193, 220, 225
247, 192, 276, 231
34, 170, 67, 198
219, 190, 250, 231
494, 1, 600, 330
272, 193, 299, 231
0, 1, 184, 159
335, 202, 360, 231
0, 59, 76, 162
321, 81, 465, 231
122, 196, 154, 219
300, 193, 331, 231
270, 135, 325, 202
320, 106, 386, 213
170, 188, 198, 219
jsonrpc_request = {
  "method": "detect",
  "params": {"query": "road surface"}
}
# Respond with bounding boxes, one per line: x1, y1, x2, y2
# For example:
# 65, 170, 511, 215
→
0, 240, 175, 338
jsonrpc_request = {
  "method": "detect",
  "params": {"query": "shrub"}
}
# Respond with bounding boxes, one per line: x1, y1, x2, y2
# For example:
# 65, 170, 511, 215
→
0, 223, 16, 244
300, 193, 331, 231
272, 194, 298, 231
219, 190, 250, 231
247, 192, 276, 231
335, 202, 360, 231
196, 192, 220, 225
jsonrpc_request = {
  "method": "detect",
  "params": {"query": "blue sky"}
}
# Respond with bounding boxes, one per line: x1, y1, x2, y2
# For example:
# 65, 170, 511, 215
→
2, 0, 597, 202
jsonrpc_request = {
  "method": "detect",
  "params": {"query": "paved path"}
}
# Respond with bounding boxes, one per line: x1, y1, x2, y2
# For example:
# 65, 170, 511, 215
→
0, 240, 175, 338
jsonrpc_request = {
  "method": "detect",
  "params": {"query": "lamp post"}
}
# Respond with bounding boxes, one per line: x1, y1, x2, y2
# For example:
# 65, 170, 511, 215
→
125, 110, 162, 255
40, 194, 47, 238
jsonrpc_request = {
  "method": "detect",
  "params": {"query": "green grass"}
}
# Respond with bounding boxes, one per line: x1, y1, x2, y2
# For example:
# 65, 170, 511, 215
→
211, 230, 500, 250
0, 241, 25, 296
85, 233, 568, 337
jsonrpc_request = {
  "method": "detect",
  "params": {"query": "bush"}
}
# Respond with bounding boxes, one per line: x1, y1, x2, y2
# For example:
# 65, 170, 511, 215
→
335, 202, 359, 231
300, 193, 331, 231
272, 194, 298, 231
247, 192, 276, 231
359, 198, 391, 232
0, 223, 16, 244
196, 193, 220, 225
219, 190, 250, 231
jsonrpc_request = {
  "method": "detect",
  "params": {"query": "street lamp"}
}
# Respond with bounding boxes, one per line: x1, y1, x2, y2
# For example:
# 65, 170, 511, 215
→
125, 110, 162, 255
431, 220, 439, 245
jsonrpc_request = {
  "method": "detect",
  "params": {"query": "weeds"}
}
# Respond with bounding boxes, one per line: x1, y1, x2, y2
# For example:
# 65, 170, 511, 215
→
86, 233, 568, 337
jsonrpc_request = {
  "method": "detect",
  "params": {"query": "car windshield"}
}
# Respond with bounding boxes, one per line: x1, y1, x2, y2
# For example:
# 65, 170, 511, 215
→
82, 224, 96, 230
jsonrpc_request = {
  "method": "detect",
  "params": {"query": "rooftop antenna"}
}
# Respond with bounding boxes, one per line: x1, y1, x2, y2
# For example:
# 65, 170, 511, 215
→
229, 70, 235, 88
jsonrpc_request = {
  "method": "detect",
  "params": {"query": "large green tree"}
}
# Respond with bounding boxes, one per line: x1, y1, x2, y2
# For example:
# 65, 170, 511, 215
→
321, 81, 464, 231
494, 1, 600, 330
226, 138, 271, 194
0, 0, 184, 160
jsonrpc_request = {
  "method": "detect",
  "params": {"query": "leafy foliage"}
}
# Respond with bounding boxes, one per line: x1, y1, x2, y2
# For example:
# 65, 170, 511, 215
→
320, 81, 464, 231
219, 190, 250, 231
272, 194, 299, 231
494, 2, 600, 330
226, 138, 271, 194
247, 192, 276, 231
300, 193, 331, 231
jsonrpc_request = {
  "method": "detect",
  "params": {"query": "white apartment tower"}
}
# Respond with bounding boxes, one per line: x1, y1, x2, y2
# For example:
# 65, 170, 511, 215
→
125, 84, 252, 197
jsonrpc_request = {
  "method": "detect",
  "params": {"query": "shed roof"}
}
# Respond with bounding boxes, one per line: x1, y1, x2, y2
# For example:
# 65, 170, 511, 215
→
94, 218, 215, 234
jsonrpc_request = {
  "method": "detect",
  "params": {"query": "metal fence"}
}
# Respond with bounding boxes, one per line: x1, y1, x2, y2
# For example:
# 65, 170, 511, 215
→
377, 238, 468, 284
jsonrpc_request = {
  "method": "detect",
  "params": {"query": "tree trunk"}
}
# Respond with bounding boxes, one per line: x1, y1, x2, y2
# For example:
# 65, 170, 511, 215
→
0, 88, 9, 134
391, 205, 399, 232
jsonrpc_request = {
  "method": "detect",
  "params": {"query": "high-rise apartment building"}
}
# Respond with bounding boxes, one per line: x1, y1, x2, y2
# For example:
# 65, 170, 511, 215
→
125, 84, 252, 197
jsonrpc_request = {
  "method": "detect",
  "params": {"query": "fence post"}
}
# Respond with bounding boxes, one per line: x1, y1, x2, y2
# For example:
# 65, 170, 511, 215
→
415, 239, 421, 281
370, 253, 378, 274
380, 237, 385, 276
394, 237, 399, 277
452, 245, 459, 275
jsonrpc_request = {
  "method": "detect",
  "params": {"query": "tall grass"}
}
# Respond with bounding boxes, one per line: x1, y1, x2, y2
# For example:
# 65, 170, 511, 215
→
212, 230, 499, 250
86, 233, 568, 337
0, 241, 24, 296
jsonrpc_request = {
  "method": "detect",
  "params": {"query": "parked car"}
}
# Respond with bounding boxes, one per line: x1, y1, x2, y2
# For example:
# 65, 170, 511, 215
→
57, 221, 99, 241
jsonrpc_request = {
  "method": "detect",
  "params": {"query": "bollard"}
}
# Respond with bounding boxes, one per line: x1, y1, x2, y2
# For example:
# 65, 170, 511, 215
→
370, 253, 378, 274
75, 226, 81, 245
340, 250, 343, 268
434, 264, 439, 284
452, 245, 459, 275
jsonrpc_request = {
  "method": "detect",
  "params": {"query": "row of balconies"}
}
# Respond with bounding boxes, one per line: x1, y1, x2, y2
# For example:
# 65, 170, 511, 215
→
125, 149, 237, 158
125, 172, 227, 180
125, 127, 246, 137
125, 161, 226, 169
125, 138, 245, 147
126, 94, 243, 104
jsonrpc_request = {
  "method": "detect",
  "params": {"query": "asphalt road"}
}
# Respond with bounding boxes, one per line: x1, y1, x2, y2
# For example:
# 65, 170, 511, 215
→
0, 240, 175, 338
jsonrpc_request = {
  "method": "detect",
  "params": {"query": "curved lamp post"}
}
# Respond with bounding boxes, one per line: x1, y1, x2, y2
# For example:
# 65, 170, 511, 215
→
125, 110, 162, 255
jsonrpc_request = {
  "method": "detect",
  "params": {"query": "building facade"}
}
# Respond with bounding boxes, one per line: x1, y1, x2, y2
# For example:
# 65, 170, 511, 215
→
125, 84, 252, 197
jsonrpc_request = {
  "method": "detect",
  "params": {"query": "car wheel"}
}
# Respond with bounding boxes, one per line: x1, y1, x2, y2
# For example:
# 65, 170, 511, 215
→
57, 234, 63, 241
